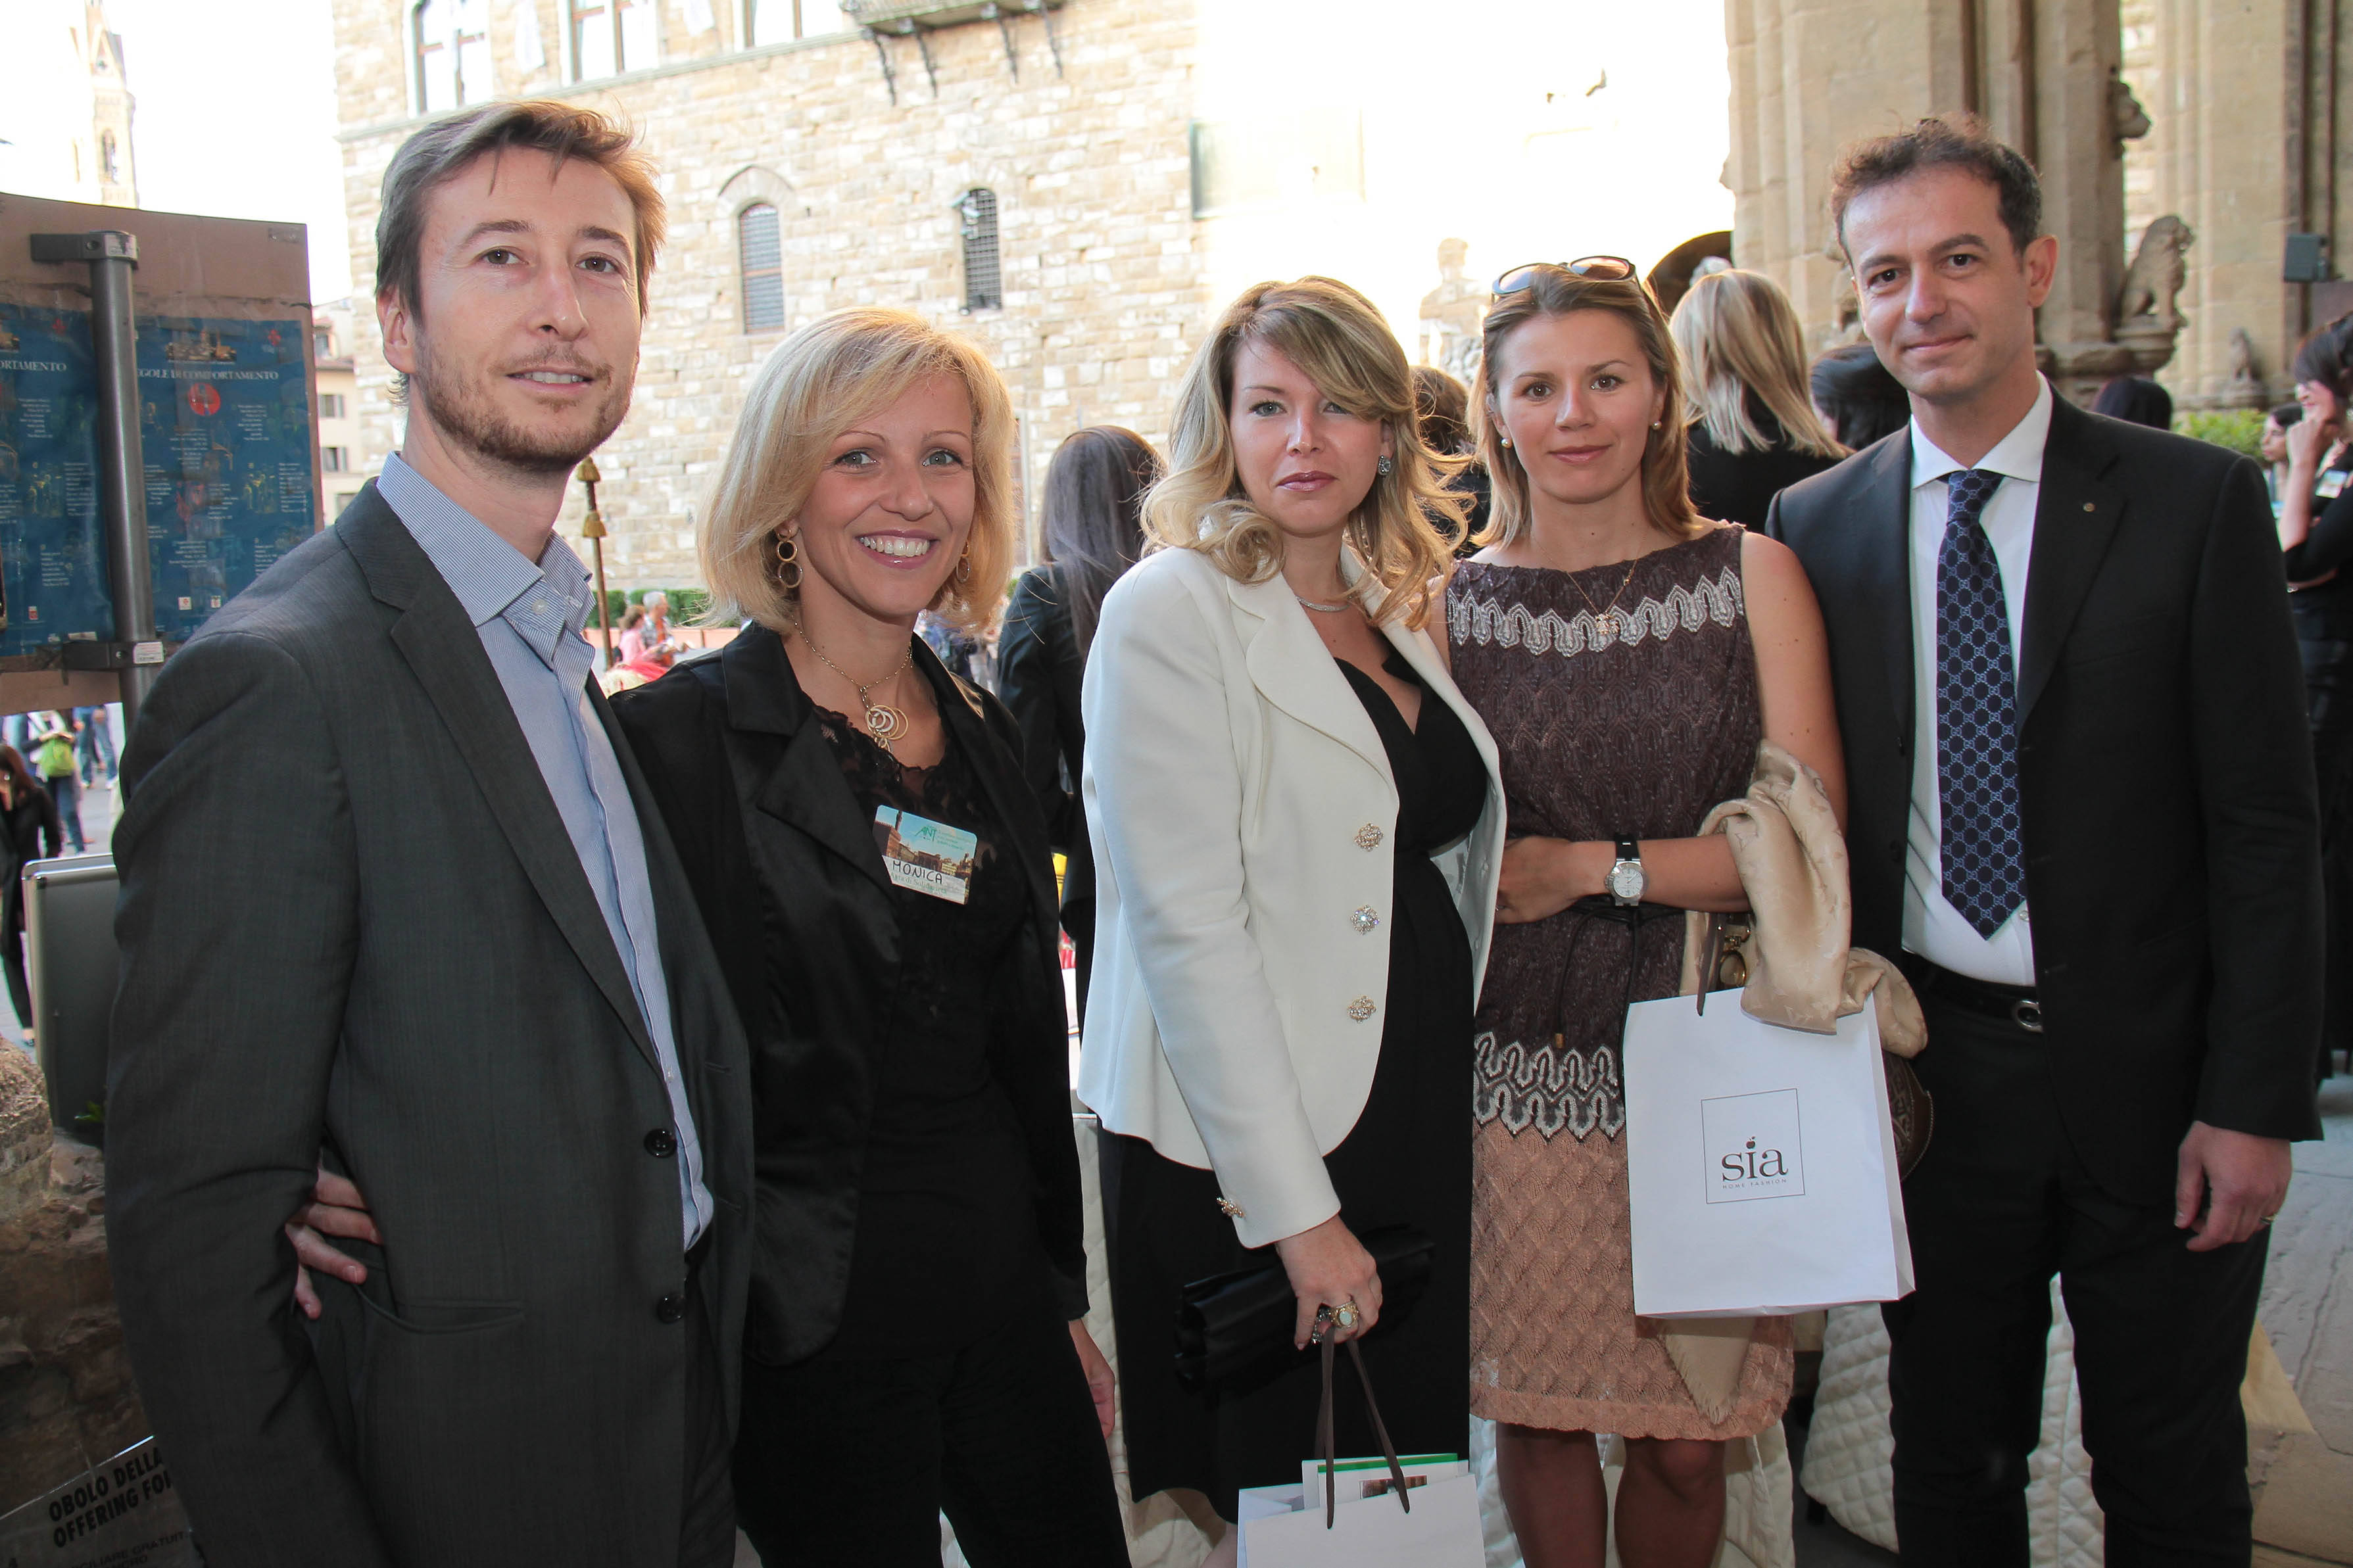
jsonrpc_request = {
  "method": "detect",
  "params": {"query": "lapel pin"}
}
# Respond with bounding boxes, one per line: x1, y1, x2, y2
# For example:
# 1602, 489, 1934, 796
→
2083, 502, 2095, 512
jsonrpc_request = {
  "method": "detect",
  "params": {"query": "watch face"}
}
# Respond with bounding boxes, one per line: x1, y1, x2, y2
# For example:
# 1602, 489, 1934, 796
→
1609, 861, 1643, 901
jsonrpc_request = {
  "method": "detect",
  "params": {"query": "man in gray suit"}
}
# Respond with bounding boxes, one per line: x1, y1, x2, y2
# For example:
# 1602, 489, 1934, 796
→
105, 101, 751, 1567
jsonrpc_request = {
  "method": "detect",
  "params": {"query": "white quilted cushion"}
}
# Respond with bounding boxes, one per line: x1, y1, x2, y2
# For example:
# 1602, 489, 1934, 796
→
1799, 1284, 2104, 1567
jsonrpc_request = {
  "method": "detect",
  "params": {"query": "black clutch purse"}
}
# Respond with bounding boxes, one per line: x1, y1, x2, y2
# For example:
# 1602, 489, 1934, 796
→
1173, 1225, 1435, 1391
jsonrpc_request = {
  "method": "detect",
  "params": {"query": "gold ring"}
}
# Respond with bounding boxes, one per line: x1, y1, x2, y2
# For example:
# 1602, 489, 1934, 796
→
1333, 1300, 1360, 1331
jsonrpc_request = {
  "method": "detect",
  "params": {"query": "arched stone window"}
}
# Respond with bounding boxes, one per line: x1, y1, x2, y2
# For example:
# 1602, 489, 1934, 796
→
740, 204, 785, 332
956, 189, 1001, 314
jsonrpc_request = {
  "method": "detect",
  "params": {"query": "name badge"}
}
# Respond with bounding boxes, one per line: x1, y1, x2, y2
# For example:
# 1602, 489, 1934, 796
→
874, 806, 979, 904
2319, 469, 2349, 501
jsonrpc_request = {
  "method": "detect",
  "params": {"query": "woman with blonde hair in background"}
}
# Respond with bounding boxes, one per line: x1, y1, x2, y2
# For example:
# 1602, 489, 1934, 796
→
1082, 276, 1506, 1563
1450, 259, 1844, 1567
1669, 268, 1847, 528
610, 307, 1129, 1567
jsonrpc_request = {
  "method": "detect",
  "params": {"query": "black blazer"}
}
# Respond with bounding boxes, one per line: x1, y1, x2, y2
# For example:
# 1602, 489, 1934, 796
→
610, 621, 1086, 1366
1686, 416, 1843, 530
1767, 397, 2323, 1198
998, 565, 1092, 905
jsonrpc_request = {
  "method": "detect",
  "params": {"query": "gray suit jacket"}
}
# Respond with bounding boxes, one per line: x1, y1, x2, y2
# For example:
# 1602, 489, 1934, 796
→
105, 483, 753, 1567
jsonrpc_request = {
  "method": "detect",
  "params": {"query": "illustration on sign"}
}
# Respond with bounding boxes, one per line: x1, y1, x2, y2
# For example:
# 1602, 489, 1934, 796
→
0, 302, 316, 656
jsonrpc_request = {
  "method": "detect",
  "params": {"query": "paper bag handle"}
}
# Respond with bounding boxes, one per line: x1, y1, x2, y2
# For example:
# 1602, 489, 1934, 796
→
1317, 1335, 1413, 1526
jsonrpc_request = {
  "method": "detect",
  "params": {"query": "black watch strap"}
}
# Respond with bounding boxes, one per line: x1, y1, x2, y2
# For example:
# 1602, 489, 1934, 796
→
1616, 836, 1639, 864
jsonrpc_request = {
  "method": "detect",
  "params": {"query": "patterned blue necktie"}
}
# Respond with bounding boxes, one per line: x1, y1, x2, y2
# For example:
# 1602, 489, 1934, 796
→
1936, 467, 2026, 938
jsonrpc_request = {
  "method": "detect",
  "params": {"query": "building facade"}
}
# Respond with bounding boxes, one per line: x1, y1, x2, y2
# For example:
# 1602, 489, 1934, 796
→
1724, 0, 2353, 410
0, 1, 139, 210
329, 0, 1737, 588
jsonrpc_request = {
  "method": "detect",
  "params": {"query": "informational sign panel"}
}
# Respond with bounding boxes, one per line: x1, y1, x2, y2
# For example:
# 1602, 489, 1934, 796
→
138, 313, 316, 642
0, 302, 313, 654
0, 1438, 199, 1568
0, 190, 316, 705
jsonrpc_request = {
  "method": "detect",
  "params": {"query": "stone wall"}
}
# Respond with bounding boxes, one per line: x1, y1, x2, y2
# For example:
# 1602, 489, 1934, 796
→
0, 1047, 145, 1517
329, 0, 1209, 586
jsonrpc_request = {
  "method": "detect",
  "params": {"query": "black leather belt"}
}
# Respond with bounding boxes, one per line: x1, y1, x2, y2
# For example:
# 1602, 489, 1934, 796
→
1901, 953, 2044, 1033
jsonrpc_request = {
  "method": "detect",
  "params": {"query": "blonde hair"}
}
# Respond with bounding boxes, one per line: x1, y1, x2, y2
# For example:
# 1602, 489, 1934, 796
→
1471, 266, 1703, 548
1142, 277, 1465, 630
1668, 269, 1845, 460
700, 308, 1017, 637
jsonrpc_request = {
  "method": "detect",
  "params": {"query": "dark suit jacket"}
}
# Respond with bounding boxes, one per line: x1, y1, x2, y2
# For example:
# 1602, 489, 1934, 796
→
1767, 397, 2323, 1199
998, 565, 1092, 905
105, 485, 753, 1567
610, 622, 1086, 1367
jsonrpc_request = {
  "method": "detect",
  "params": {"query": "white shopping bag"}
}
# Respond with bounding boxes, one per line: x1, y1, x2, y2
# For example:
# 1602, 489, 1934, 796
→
1236, 1469, 1484, 1568
1622, 995, 1913, 1317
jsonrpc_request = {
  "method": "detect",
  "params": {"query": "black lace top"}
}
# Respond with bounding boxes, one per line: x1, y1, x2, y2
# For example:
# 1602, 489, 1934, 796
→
807, 706, 1042, 1357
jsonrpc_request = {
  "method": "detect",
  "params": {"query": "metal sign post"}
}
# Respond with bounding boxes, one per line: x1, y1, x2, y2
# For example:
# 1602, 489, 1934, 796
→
577, 456, 614, 664
27, 230, 164, 735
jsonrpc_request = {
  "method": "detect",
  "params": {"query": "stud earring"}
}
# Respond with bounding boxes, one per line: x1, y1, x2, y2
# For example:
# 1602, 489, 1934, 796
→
1501, 437, 1513, 449
773, 529, 803, 592
1651, 419, 1664, 430
1376, 455, 1394, 476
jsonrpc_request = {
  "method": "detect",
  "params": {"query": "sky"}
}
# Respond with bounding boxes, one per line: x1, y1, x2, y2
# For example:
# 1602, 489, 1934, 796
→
0, 0, 355, 301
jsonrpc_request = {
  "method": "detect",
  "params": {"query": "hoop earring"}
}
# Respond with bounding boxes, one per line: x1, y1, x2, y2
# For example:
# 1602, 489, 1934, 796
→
951, 548, 974, 589
1376, 455, 1394, 476
773, 529, 803, 592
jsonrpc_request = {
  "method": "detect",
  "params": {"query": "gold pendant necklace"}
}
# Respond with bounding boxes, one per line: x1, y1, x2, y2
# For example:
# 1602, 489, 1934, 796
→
1570, 554, 1642, 641
798, 629, 916, 752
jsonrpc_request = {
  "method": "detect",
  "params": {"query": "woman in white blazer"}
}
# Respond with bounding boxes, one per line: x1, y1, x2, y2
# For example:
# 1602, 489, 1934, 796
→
1079, 276, 1507, 1553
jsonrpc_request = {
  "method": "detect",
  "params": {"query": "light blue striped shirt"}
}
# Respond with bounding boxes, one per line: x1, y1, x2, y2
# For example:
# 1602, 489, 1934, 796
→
377, 454, 712, 1248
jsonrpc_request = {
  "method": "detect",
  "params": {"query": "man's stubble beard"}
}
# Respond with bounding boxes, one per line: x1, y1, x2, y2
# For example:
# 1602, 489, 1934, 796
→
409, 335, 633, 477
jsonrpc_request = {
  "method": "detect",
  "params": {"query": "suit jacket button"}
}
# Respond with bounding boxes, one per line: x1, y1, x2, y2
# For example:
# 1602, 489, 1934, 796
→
644, 1127, 677, 1159
655, 1291, 686, 1325
1347, 996, 1377, 1022
1887, 838, 1902, 861
1355, 824, 1384, 851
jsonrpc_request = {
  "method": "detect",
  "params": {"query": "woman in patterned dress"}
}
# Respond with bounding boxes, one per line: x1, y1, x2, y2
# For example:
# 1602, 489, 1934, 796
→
1445, 261, 1847, 1567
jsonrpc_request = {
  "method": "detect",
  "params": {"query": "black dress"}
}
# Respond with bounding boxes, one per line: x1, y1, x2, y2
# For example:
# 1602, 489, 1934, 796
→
1101, 647, 1485, 1521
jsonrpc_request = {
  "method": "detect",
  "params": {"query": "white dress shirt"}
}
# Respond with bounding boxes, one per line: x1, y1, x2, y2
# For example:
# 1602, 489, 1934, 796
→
1903, 376, 2052, 986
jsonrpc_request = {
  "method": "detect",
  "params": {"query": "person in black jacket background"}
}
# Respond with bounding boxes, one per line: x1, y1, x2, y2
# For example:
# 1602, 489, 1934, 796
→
1669, 268, 1848, 527
2277, 310, 2353, 1081
612, 308, 1127, 1568
1810, 340, 1914, 452
997, 425, 1159, 1024
0, 744, 60, 1037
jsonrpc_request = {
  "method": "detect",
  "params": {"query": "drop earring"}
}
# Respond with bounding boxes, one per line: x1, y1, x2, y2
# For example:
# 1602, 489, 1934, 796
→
773, 529, 803, 592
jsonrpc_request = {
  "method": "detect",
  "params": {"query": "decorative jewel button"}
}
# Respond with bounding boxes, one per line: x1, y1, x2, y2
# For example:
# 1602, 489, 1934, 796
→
1351, 906, 1380, 934
1217, 1197, 1246, 1218
1355, 824, 1384, 851
1346, 996, 1377, 1022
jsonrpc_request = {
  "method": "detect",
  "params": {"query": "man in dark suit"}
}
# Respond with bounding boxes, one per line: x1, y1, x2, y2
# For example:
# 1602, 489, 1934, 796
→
1767, 116, 2321, 1567
105, 101, 750, 1566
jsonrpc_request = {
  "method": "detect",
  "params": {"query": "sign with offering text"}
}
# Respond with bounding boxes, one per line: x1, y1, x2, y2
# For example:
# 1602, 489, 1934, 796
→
0, 1438, 199, 1568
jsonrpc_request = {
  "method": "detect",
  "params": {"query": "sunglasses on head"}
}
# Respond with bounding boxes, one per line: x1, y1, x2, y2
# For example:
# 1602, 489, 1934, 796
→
1491, 256, 1642, 297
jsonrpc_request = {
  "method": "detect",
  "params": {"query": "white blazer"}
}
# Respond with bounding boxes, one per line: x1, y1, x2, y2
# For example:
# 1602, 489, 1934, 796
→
1077, 547, 1506, 1248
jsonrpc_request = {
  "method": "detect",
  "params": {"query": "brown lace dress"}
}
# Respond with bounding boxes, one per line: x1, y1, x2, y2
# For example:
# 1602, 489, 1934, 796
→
1446, 525, 1793, 1439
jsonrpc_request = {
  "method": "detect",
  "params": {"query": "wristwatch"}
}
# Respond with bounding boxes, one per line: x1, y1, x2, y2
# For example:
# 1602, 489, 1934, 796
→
1607, 837, 1646, 907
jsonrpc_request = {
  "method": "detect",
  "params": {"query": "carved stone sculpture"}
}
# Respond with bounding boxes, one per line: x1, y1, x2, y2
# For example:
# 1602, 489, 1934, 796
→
2108, 68, 2152, 149
1419, 238, 1489, 384
2115, 216, 2196, 374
